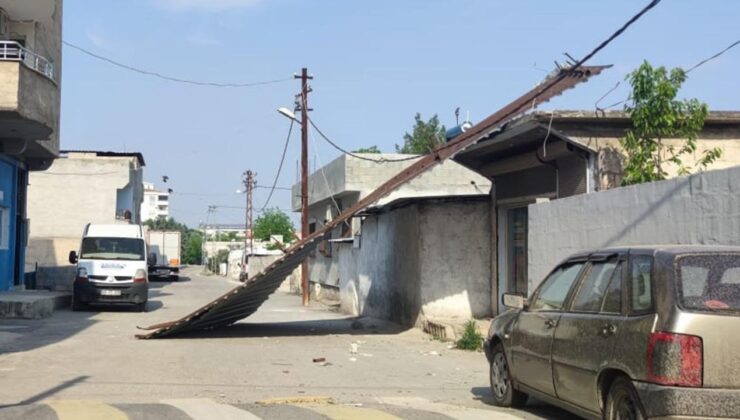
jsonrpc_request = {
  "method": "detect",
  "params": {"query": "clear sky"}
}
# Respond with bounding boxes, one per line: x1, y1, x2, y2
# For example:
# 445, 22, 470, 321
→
60, 0, 740, 227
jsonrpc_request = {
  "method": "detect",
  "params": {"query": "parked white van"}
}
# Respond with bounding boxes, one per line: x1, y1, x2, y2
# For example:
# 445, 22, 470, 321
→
68, 223, 151, 311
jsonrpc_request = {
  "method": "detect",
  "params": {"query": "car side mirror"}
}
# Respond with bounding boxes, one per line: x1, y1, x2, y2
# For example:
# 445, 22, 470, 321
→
68, 250, 78, 264
147, 253, 157, 266
502, 293, 528, 310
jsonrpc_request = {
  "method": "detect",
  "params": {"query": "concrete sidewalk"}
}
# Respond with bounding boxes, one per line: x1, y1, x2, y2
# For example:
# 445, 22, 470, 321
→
0, 290, 71, 319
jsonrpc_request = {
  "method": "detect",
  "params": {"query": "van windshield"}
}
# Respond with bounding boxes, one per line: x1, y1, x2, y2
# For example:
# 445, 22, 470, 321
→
676, 254, 740, 314
80, 237, 145, 261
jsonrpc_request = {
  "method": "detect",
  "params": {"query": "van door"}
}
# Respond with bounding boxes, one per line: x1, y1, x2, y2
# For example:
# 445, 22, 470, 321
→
511, 261, 585, 396
551, 256, 625, 413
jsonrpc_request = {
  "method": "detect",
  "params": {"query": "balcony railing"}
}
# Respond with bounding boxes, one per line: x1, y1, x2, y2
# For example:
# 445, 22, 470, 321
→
0, 40, 54, 81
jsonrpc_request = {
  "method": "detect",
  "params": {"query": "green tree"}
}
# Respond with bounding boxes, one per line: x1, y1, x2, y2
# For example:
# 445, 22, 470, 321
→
396, 113, 446, 154
253, 209, 295, 243
182, 230, 203, 265
144, 216, 203, 264
353, 146, 381, 154
620, 61, 721, 186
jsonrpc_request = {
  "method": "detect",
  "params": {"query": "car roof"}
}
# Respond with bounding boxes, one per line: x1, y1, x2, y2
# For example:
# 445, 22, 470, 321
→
565, 245, 740, 261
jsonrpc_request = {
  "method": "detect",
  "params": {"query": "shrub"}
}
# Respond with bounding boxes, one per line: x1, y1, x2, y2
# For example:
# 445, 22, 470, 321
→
456, 320, 483, 351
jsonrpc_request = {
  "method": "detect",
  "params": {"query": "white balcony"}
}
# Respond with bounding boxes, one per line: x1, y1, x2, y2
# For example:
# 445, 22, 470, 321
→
0, 40, 54, 81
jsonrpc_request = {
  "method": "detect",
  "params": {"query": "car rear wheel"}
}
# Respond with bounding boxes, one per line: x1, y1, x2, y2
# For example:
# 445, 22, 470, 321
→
489, 342, 528, 407
135, 301, 147, 312
605, 377, 646, 420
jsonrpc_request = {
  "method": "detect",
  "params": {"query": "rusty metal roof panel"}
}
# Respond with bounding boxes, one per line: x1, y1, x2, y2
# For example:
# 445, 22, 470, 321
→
138, 65, 608, 339
137, 234, 326, 338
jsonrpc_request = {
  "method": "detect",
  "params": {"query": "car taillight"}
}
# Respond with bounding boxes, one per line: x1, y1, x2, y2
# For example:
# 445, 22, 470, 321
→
647, 332, 703, 388
75, 267, 88, 284
133, 269, 147, 284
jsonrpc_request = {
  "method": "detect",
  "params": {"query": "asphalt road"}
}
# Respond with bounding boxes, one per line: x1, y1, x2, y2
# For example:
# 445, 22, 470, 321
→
0, 267, 571, 419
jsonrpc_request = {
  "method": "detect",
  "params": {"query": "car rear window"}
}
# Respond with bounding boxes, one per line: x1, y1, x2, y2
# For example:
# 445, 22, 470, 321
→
676, 254, 740, 314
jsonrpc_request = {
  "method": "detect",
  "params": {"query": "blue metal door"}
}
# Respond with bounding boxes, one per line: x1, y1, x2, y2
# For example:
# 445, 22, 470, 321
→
0, 158, 18, 290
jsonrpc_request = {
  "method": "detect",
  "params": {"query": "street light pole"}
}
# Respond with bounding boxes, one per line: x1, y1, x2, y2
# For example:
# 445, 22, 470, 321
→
296, 67, 312, 306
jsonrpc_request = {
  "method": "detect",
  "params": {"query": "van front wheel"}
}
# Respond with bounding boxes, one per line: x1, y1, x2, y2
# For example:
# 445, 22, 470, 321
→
71, 296, 86, 311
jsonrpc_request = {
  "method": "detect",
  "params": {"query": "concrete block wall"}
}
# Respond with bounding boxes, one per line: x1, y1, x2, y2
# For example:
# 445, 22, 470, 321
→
27, 156, 135, 238
300, 153, 491, 291
571, 135, 740, 191
338, 199, 491, 327
337, 204, 419, 324
528, 165, 740, 292
417, 201, 491, 320
25, 154, 143, 271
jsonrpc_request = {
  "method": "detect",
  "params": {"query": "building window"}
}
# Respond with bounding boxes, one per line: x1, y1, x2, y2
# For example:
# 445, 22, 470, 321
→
0, 206, 9, 250
506, 207, 528, 294
308, 221, 317, 258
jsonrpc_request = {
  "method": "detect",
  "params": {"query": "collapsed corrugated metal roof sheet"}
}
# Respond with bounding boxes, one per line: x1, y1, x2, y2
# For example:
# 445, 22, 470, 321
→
136, 232, 328, 338
137, 65, 609, 339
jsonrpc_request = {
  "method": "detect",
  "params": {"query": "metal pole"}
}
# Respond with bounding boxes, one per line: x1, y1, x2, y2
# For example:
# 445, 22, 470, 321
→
296, 67, 313, 306
242, 170, 255, 280
248, 172, 255, 255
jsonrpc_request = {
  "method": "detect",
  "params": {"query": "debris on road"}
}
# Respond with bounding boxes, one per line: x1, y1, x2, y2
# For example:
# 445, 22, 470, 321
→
312, 357, 326, 363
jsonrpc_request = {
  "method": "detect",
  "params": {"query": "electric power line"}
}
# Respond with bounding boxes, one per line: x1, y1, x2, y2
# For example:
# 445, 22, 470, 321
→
63, 41, 293, 88
308, 121, 353, 231
307, 117, 421, 163
597, 38, 740, 112
686, 39, 740, 73
258, 119, 295, 212
308, 0, 662, 162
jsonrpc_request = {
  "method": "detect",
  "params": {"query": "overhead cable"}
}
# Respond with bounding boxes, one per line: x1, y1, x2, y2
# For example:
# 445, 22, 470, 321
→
596, 37, 739, 112
258, 119, 295, 212
686, 39, 740, 73
63, 41, 292, 88
307, 117, 421, 163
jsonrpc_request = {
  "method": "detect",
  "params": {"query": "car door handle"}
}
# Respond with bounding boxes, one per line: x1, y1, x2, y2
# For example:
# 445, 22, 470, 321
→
601, 324, 617, 336
544, 318, 557, 329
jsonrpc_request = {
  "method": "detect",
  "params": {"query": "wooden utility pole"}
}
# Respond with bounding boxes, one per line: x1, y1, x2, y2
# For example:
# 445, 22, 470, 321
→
296, 67, 313, 306
242, 170, 256, 280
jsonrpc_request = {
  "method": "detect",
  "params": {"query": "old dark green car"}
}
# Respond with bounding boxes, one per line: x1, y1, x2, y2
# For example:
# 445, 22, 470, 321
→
485, 246, 740, 420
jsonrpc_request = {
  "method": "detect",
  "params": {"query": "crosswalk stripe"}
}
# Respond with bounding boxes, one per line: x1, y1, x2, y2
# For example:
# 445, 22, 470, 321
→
161, 398, 261, 420
300, 403, 403, 420
45, 400, 128, 420
378, 397, 524, 420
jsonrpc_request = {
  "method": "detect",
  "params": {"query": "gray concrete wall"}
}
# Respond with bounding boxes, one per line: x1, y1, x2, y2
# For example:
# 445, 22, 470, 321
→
25, 153, 143, 268
338, 199, 491, 326
528, 165, 740, 292
337, 204, 420, 324
300, 153, 491, 289
418, 201, 491, 320
292, 153, 491, 210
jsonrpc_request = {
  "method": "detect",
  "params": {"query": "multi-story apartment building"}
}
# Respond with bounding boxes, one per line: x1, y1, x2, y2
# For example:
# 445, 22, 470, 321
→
0, 1, 62, 290
141, 182, 170, 221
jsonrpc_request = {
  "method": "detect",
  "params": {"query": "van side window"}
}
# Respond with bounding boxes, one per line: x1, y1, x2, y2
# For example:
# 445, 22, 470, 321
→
572, 259, 618, 312
530, 263, 585, 312
630, 255, 654, 313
